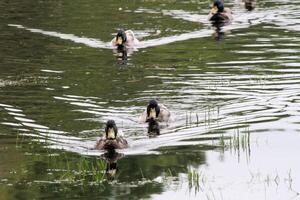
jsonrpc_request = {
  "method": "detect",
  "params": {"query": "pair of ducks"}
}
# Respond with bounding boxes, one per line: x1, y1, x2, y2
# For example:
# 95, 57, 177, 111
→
208, 0, 256, 21
95, 100, 170, 151
110, 1, 237, 49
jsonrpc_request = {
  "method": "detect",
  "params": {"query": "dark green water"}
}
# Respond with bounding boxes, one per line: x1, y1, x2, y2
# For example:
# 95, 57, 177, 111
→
1, 0, 300, 199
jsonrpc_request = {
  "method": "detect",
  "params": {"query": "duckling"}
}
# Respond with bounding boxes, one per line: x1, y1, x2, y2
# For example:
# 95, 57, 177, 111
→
209, 0, 233, 22
111, 29, 139, 48
140, 99, 171, 123
95, 120, 128, 151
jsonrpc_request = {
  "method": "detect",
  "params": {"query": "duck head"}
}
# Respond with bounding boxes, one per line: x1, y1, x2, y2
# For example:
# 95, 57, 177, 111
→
211, 0, 224, 14
105, 120, 118, 140
116, 30, 127, 47
146, 99, 160, 120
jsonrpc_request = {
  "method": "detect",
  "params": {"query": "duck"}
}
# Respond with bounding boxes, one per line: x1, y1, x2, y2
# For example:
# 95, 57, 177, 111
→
243, 0, 256, 11
111, 29, 139, 48
95, 120, 128, 151
140, 99, 171, 123
208, 0, 233, 22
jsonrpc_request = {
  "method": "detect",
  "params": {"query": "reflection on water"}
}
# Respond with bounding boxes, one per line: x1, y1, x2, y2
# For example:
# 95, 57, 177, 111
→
211, 21, 229, 41
113, 46, 129, 65
1, 0, 300, 199
147, 118, 160, 137
101, 151, 124, 180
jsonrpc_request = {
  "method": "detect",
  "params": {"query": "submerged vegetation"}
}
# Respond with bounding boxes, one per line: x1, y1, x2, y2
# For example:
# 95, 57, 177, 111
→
58, 155, 106, 184
218, 128, 251, 151
187, 168, 200, 193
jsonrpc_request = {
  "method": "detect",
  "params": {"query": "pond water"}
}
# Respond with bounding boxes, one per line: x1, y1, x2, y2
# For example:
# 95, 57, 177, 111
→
1, 0, 300, 199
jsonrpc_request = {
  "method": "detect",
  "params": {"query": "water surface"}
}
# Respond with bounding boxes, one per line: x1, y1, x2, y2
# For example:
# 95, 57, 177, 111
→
1, 0, 300, 199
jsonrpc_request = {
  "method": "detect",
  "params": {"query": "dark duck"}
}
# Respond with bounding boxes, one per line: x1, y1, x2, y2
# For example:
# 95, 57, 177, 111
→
111, 29, 139, 48
95, 120, 128, 152
208, 0, 233, 22
243, 0, 256, 11
140, 99, 171, 123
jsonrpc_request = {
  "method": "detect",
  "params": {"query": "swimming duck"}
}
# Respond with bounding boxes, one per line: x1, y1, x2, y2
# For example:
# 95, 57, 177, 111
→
209, 0, 233, 22
111, 29, 139, 48
95, 120, 128, 151
140, 100, 171, 123
243, 0, 256, 11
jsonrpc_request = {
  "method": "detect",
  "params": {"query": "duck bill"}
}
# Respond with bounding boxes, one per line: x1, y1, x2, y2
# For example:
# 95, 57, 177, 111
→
116, 37, 123, 45
107, 128, 115, 139
211, 6, 218, 14
149, 108, 156, 119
